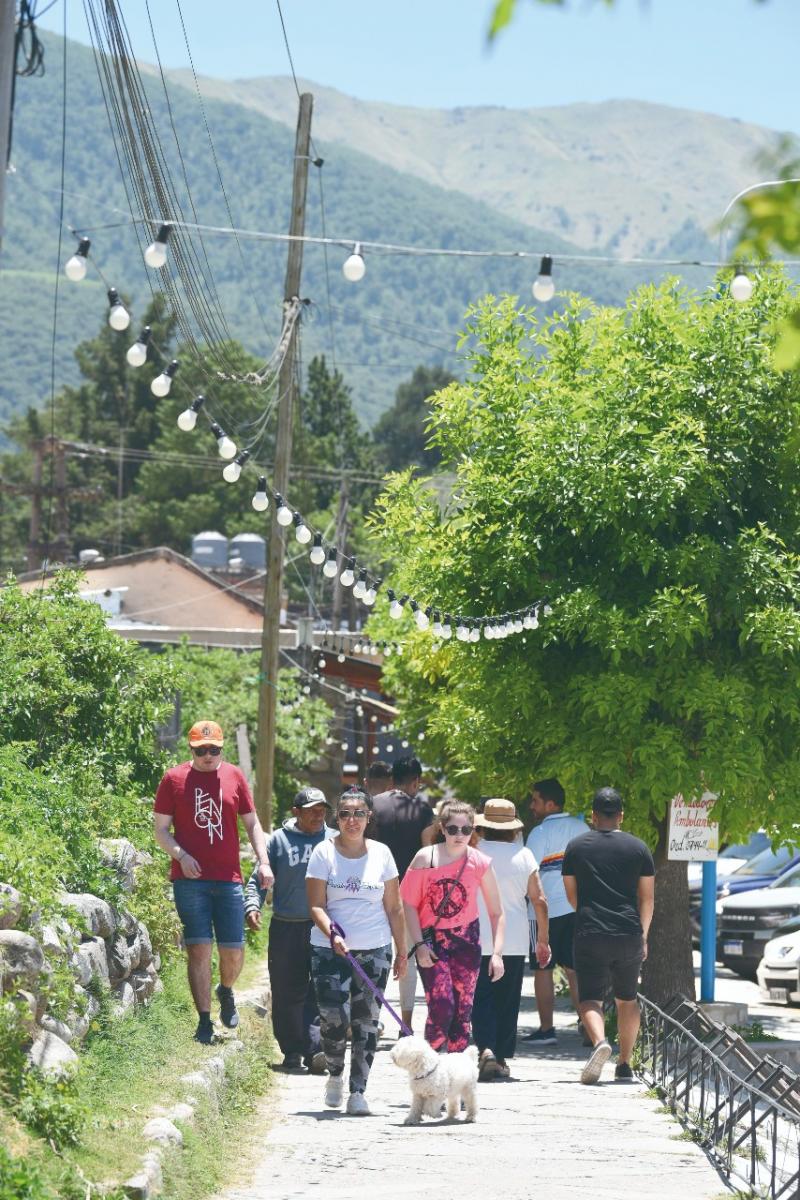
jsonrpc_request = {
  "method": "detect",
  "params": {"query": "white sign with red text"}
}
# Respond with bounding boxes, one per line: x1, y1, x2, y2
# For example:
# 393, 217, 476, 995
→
667, 792, 719, 861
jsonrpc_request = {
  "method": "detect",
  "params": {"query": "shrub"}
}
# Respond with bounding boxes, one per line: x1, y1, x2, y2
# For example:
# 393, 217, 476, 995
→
0, 1142, 52, 1200
17, 1072, 86, 1150
126, 860, 182, 964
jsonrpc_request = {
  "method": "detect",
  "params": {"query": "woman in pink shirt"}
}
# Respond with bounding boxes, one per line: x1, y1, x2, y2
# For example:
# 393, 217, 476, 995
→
401, 800, 505, 1052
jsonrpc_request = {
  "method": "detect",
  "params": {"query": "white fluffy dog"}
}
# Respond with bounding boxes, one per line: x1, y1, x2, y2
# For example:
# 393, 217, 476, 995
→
390, 1036, 479, 1125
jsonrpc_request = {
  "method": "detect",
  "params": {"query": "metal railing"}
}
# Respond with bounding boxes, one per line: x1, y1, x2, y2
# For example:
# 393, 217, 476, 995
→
637, 994, 800, 1200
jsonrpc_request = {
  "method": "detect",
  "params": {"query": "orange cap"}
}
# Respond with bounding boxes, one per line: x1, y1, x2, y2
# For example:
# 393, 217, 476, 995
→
188, 720, 224, 747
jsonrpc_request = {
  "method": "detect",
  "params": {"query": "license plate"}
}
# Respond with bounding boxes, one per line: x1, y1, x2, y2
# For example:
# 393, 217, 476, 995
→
769, 987, 789, 1002
723, 940, 744, 955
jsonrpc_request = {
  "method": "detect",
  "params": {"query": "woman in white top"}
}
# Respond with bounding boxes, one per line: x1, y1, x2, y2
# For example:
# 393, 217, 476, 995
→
472, 799, 550, 1079
306, 787, 407, 1116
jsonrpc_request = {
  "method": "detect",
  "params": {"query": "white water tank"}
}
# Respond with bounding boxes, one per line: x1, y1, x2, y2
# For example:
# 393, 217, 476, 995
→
230, 532, 266, 571
191, 531, 228, 569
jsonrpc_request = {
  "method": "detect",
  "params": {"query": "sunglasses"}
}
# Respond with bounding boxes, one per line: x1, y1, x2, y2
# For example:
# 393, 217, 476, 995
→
193, 746, 222, 756
444, 824, 473, 836
338, 809, 369, 820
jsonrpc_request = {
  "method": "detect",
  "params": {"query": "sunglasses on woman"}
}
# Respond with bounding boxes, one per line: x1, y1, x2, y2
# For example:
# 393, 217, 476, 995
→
193, 746, 222, 757
338, 809, 369, 820
444, 823, 473, 836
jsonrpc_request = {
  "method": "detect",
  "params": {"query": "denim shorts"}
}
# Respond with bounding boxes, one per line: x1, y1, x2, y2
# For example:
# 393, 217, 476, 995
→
172, 879, 245, 948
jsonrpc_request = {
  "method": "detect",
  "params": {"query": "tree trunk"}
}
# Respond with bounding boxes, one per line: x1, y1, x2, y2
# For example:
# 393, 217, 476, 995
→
640, 822, 695, 1004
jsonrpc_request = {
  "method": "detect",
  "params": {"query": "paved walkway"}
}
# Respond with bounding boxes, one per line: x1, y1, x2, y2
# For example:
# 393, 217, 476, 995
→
221, 975, 726, 1200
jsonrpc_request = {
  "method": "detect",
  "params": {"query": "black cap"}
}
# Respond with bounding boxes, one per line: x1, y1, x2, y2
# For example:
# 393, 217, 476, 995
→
294, 786, 330, 809
592, 787, 624, 815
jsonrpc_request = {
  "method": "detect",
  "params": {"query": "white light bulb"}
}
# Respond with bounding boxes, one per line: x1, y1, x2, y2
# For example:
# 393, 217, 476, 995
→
730, 272, 754, 302
386, 743, 394, 753
127, 341, 148, 368
533, 275, 555, 302
514, 618, 524, 633
65, 254, 87, 282
356, 745, 363, 755
340, 566, 355, 588
442, 624, 452, 640
323, 553, 338, 578
343, 248, 366, 282
318, 657, 327, 669
456, 624, 469, 642
353, 580, 366, 600
276, 504, 293, 527
485, 625, 495, 639
108, 303, 130, 332
217, 435, 237, 460
222, 460, 242, 483
337, 652, 346, 664
470, 626, 480, 642
144, 240, 168, 269
177, 407, 198, 432
363, 587, 377, 606
389, 600, 403, 619
340, 741, 348, 752
151, 371, 172, 397
252, 488, 269, 512
310, 544, 326, 565
415, 608, 430, 631
295, 522, 312, 545
401, 740, 409, 749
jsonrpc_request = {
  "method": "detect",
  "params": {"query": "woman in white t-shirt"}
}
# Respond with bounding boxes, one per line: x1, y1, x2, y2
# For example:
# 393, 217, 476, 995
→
473, 799, 551, 1080
306, 787, 407, 1116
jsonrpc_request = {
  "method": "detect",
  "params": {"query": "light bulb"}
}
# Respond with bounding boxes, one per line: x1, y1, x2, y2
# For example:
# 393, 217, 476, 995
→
456, 622, 469, 642
485, 625, 495, 639
65, 237, 91, 281
323, 548, 338, 578
150, 360, 178, 397
340, 562, 355, 588
386, 743, 394, 753
363, 587, 377, 606
470, 626, 480, 642
337, 652, 346, 664
126, 326, 151, 368
340, 741, 348, 752
730, 271, 753, 302
223, 450, 250, 483
294, 513, 312, 544
415, 607, 430, 631
144, 223, 171, 270
442, 617, 453, 640
388, 590, 405, 619
401, 740, 409, 749
353, 569, 368, 600
310, 534, 326, 565
318, 657, 327, 669
275, 495, 293, 526
177, 394, 204, 432
343, 244, 366, 282
356, 746, 364, 756
107, 289, 130, 331
532, 254, 555, 302
252, 476, 269, 511
211, 422, 237, 460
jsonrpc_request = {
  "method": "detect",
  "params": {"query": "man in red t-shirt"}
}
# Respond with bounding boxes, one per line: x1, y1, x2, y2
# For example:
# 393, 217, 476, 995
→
154, 719, 273, 1043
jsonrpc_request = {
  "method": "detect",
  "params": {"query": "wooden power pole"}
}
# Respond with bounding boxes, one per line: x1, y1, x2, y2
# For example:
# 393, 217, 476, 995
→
253, 92, 314, 831
0, 0, 15, 256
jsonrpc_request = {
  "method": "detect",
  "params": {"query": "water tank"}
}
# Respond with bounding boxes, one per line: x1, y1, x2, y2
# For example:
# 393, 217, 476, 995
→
191, 531, 228, 569
230, 532, 266, 571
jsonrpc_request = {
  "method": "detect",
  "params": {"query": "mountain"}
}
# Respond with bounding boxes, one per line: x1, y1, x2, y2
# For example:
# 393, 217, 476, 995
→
1, 33, 734, 433
162, 72, 786, 257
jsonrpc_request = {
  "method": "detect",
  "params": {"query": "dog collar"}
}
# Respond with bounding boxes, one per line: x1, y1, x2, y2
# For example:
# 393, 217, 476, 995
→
413, 1063, 439, 1082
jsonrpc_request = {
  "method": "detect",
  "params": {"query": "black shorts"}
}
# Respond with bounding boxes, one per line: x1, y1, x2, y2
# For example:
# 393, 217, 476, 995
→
531, 911, 575, 972
573, 933, 644, 1002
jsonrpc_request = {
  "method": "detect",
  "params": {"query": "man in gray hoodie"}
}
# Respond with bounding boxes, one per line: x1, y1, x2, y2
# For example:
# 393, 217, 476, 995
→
244, 786, 334, 1071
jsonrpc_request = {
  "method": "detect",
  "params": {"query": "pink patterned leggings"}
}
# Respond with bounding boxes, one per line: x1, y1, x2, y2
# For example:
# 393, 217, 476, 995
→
418, 919, 482, 1052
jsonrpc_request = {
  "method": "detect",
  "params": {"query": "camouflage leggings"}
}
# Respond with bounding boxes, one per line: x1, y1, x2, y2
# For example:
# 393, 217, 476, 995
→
310, 944, 391, 1094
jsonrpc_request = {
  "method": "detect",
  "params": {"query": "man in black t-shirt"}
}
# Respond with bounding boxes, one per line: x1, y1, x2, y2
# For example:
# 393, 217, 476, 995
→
562, 787, 655, 1085
370, 756, 433, 1031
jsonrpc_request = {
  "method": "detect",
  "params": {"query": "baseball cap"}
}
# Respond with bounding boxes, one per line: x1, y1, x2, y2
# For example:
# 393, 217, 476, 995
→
592, 787, 624, 815
188, 720, 224, 748
294, 786, 330, 809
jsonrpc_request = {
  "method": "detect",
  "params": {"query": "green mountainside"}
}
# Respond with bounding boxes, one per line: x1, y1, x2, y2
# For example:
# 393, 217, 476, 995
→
2, 32, 720, 431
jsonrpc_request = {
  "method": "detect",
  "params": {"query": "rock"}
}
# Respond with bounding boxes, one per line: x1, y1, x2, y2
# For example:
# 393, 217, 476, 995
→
73, 937, 109, 985
179, 1070, 213, 1094
0, 884, 23, 930
205, 1055, 226, 1083
222, 1039, 245, 1056
123, 1150, 162, 1200
40, 923, 66, 958
39, 1014, 73, 1043
70, 991, 98, 1042
137, 923, 153, 969
112, 980, 135, 1015
60, 893, 115, 939
107, 934, 133, 982
28, 1030, 78, 1077
99, 839, 138, 892
9, 989, 38, 1035
142, 1117, 183, 1146
114, 907, 139, 939
129, 967, 157, 1005
0, 930, 45, 991
161, 1102, 194, 1124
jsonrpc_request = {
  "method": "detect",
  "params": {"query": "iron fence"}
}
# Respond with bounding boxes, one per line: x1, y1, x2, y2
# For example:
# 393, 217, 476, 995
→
637, 994, 800, 1199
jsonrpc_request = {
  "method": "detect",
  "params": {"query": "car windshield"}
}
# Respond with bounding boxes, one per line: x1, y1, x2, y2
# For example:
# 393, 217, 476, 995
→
720, 832, 770, 859
731, 845, 798, 877
771, 864, 800, 890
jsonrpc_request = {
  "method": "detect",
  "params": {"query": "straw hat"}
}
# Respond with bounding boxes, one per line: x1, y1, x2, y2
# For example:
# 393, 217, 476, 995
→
473, 798, 523, 831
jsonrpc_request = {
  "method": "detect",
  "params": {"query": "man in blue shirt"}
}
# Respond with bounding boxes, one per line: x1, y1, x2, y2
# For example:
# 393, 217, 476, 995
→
244, 787, 334, 1072
524, 777, 588, 1044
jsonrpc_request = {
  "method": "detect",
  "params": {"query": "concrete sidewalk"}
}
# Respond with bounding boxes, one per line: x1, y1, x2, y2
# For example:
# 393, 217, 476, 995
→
220, 978, 726, 1200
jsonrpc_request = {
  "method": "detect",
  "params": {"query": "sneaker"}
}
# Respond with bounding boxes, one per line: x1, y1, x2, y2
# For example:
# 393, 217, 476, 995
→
580, 1040, 612, 1085
193, 1018, 214, 1045
324, 1075, 344, 1108
478, 1048, 501, 1081
304, 1051, 328, 1075
496, 1060, 511, 1079
216, 983, 239, 1029
523, 1027, 557, 1045
615, 1061, 635, 1081
346, 1091, 370, 1116
281, 1052, 304, 1072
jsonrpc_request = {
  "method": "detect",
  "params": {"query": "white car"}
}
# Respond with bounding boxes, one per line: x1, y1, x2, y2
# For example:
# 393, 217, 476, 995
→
756, 929, 800, 1004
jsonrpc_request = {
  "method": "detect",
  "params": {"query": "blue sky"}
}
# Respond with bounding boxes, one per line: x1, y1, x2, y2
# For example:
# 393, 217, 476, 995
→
41, 0, 800, 133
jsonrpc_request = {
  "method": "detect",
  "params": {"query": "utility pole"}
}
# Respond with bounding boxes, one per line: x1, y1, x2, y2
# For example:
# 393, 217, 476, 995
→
331, 474, 349, 633
254, 92, 313, 831
0, 0, 16, 256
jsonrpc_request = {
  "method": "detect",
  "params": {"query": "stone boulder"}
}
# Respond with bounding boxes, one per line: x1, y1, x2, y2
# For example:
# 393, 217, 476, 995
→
28, 1030, 78, 1077
39, 1014, 73, 1043
73, 937, 109, 986
114, 907, 139, 939
142, 1117, 183, 1147
99, 838, 139, 892
0, 884, 23, 930
0, 930, 45, 991
60, 893, 115, 939
107, 934, 134, 982
112, 979, 135, 1015
137, 922, 154, 969
130, 965, 158, 1005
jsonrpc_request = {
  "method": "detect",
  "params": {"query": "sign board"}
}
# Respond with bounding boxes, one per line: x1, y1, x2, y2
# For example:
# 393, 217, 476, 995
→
667, 792, 719, 861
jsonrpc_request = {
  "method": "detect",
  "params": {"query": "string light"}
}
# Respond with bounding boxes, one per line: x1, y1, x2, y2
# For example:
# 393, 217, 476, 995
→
323, 548, 338, 578
532, 254, 555, 302
310, 533, 326, 565
64, 237, 91, 281
252, 476, 269, 512
388, 589, 405, 619
144, 223, 172, 270
353, 569, 368, 600
293, 512, 312, 544
343, 243, 366, 282
222, 449, 250, 483
275, 495, 293, 527
730, 268, 754, 302
126, 326, 151, 368
107, 289, 130, 331
363, 583, 377, 606
177, 394, 205, 431
210, 421, 237, 460
150, 359, 179, 397
340, 560, 355, 588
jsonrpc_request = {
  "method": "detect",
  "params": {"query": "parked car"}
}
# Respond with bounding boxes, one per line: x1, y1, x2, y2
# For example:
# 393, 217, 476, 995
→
689, 838, 797, 942
716, 860, 800, 980
756, 929, 800, 1005
687, 831, 771, 885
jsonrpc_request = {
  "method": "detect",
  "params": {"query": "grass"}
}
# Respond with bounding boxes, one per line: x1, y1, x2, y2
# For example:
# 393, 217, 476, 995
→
2, 921, 275, 1200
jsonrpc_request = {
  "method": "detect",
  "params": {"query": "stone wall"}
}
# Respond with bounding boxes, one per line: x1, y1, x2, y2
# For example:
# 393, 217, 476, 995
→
0, 839, 162, 1075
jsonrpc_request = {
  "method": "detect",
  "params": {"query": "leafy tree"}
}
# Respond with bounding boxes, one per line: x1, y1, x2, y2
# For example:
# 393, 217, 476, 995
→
368, 279, 800, 1002
372, 365, 458, 473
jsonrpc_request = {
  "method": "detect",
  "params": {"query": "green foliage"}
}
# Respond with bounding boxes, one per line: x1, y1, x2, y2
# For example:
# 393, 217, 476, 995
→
0, 1142, 51, 1200
369, 278, 800, 853
17, 1074, 86, 1151
125, 859, 182, 965
372, 365, 458, 472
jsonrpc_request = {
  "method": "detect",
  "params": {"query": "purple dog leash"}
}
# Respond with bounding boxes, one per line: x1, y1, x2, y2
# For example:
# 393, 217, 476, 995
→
329, 920, 413, 1038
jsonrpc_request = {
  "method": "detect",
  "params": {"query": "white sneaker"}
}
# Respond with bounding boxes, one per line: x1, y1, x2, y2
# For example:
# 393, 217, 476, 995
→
324, 1075, 344, 1108
580, 1040, 612, 1085
346, 1091, 370, 1116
